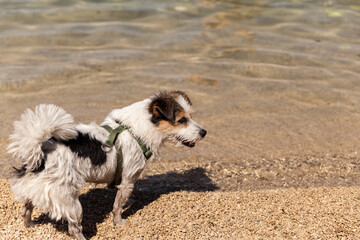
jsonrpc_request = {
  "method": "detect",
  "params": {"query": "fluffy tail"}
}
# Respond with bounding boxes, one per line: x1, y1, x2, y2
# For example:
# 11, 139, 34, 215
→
8, 104, 77, 172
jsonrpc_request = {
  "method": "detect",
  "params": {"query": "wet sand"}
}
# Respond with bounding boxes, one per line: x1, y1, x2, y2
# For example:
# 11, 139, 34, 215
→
1, 63, 360, 189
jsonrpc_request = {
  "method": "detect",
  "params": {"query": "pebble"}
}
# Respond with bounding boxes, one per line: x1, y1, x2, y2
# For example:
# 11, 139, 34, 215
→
1, 179, 360, 239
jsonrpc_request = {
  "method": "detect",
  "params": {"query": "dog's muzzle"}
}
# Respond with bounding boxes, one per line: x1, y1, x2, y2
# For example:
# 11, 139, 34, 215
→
176, 128, 207, 148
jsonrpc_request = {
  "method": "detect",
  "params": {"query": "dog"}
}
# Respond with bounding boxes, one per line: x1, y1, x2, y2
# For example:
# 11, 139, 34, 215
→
8, 91, 207, 240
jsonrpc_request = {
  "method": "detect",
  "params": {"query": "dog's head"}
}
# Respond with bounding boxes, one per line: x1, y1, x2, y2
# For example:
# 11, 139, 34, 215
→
149, 91, 207, 147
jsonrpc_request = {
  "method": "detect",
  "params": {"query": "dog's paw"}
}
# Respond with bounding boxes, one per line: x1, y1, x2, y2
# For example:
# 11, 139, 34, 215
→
24, 220, 35, 228
113, 215, 126, 226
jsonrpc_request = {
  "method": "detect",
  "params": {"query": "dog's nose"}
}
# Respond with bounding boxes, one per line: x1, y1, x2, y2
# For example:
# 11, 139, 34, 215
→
199, 129, 207, 138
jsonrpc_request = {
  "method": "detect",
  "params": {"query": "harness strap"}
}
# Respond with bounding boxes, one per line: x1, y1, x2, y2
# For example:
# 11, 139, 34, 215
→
101, 123, 153, 187
135, 137, 153, 160
102, 124, 128, 148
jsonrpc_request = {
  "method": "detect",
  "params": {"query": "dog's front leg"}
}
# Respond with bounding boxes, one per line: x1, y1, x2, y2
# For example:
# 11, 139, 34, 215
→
112, 181, 134, 225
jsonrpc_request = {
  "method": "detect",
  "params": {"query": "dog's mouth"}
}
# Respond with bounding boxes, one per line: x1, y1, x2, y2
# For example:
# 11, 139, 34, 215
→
176, 137, 195, 148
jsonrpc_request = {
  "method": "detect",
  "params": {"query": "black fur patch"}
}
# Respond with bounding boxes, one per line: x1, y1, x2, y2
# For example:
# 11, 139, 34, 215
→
13, 156, 46, 177
41, 137, 58, 154
33, 157, 46, 173
13, 164, 28, 177
60, 132, 107, 166
149, 91, 185, 125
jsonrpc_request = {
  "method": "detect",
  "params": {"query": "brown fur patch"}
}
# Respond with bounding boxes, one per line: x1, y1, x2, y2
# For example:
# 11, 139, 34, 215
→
156, 110, 189, 132
149, 92, 177, 122
149, 91, 191, 129
169, 91, 192, 106
157, 120, 182, 132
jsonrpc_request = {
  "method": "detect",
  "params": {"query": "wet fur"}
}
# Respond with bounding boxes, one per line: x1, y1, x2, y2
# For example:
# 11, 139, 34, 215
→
8, 91, 206, 240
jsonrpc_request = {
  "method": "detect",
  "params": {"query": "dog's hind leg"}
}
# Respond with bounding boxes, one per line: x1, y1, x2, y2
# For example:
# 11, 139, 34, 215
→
66, 198, 86, 240
21, 201, 34, 227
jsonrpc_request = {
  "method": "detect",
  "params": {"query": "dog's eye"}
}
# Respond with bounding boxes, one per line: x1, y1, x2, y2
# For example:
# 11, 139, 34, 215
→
177, 117, 187, 124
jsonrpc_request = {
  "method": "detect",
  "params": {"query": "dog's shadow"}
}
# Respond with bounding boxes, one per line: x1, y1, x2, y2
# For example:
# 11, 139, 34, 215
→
34, 167, 218, 239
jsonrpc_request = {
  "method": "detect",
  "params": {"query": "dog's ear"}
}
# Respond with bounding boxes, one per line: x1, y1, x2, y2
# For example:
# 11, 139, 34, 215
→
149, 97, 175, 122
170, 90, 192, 106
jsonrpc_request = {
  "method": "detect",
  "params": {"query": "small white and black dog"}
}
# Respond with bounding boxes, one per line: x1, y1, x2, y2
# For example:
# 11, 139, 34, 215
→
8, 91, 206, 240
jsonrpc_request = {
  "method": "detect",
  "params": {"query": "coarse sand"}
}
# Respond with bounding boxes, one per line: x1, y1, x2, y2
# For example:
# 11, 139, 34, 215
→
1, 179, 360, 239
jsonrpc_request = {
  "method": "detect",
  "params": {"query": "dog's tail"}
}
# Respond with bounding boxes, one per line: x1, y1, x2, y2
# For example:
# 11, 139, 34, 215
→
8, 104, 77, 172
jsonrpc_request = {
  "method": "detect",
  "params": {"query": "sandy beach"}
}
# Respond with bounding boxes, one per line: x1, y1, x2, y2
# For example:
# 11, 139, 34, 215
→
2, 178, 360, 239
1, 0, 360, 239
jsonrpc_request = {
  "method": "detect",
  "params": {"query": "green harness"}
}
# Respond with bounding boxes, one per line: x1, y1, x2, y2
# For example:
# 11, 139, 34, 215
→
101, 124, 152, 187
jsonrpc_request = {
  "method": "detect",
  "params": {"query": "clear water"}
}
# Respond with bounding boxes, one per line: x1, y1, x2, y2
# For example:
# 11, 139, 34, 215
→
0, 0, 359, 84
1, 0, 360, 184
2, 0, 360, 156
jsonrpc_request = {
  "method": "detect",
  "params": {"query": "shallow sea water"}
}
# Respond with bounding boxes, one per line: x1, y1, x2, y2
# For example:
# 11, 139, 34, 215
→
1, 0, 360, 185
0, 0, 359, 84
